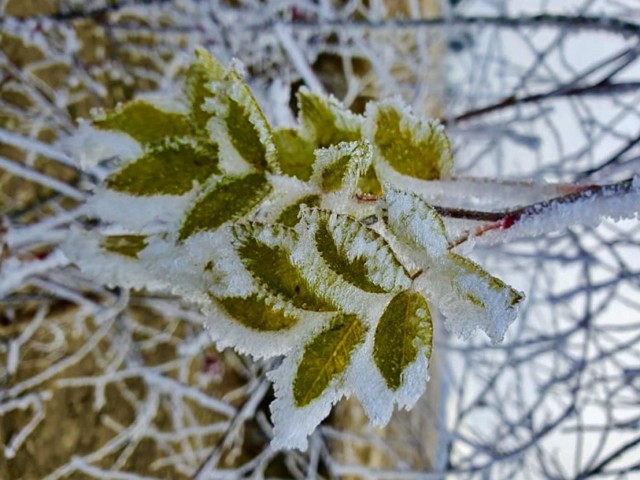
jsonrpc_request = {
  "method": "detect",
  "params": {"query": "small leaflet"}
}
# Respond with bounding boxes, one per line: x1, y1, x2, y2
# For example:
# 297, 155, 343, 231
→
366, 99, 453, 181
223, 70, 277, 172
309, 209, 410, 294
185, 47, 225, 133
178, 172, 270, 240
233, 223, 335, 312
293, 313, 366, 407
312, 141, 372, 196
217, 292, 299, 331
439, 253, 523, 343
373, 290, 433, 391
273, 128, 316, 181
297, 87, 363, 148
100, 234, 148, 259
106, 139, 219, 196
94, 99, 191, 145
384, 186, 449, 256
276, 194, 321, 227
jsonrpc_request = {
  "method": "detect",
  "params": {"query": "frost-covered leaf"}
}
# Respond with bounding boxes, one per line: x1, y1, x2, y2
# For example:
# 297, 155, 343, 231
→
385, 186, 449, 256
100, 234, 148, 258
312, 141, 372, 195
420, 252, 523, 344
373, 290, 433, 391
185, 47, 225, 132
216, 70, 277, 171
234, 223, 335, 312
106, 138, 219, 196
366, 100, 453, 180
179, 172, 270, 240
217, 293, 299, 331
309, 209, 410, 293
274, 128, 316, 181
293, 313, 366, 407
276, 194, 321, 227
94, 99, 191, 145
298, 87, 363, 147
358, 165, 383, 196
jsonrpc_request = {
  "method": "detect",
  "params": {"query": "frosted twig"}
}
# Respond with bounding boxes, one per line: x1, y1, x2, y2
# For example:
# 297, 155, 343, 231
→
0, 155, 84, 201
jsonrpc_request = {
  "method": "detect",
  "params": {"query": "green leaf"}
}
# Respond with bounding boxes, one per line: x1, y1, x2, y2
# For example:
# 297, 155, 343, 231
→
106, 139, 219, 196
298, 88, 362, 148
314, 214, 390, 294
225, 97, 269, 170
273, 128, 316, 181
369, 101, 453, 180
321, 154, 351, 192
293, 313, 366, 407
94, 99, 192, 145
234, 224, 335, 312
217, 293, 298, 331
178, 172, 270, 240
373, 290, 433, 391
100, 234, 148, 258
185, 47, 226, 133
358, 165, 383, 196
276, 194, 321, 227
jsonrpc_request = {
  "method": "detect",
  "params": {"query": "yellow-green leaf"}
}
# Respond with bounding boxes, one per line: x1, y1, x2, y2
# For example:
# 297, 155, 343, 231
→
94, 99, 192, 145
369, 101, 453, 180
358, 165, 382, 196
298, 88, 362, 148
100, 234, 148, 258
373, 290, 433, 391
321, 154, 351, 192
314, 216, 387, 294
293, 313, 366, 407
106, 139, 219, 196
178, 172, 270, 240
217, 293, 298, 331
273, 128, 316, 181
225, 97, 269, 170
276, 194, 321, 227
234, 225, 335, 312
185, 47, 226, 133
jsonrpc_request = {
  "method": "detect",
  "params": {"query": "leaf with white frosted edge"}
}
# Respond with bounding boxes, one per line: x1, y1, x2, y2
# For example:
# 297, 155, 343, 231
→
218, 69, 278, 172
106, 138, 219, 196
373, 290, 433, 391
365, 99, 453, 180
293, 313, 366, 407
233, 222, 336, 312
297, 87, 363, 148
308, 209, 411, 293
94, 99, 192, 145
384, 186, 449, 257
419, 253, 523, 344
63, 230, 169, 293
100, 234, 148, 259
312, 141, 372, 196
185, 47, 226, 132
276, 194, 321, 227
273, 128, 316, 181
178, 172, 271, 241
217, 292, 299, 331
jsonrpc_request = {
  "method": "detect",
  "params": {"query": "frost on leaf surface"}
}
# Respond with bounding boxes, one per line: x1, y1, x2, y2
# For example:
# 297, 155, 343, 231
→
65, 49, 525, 452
